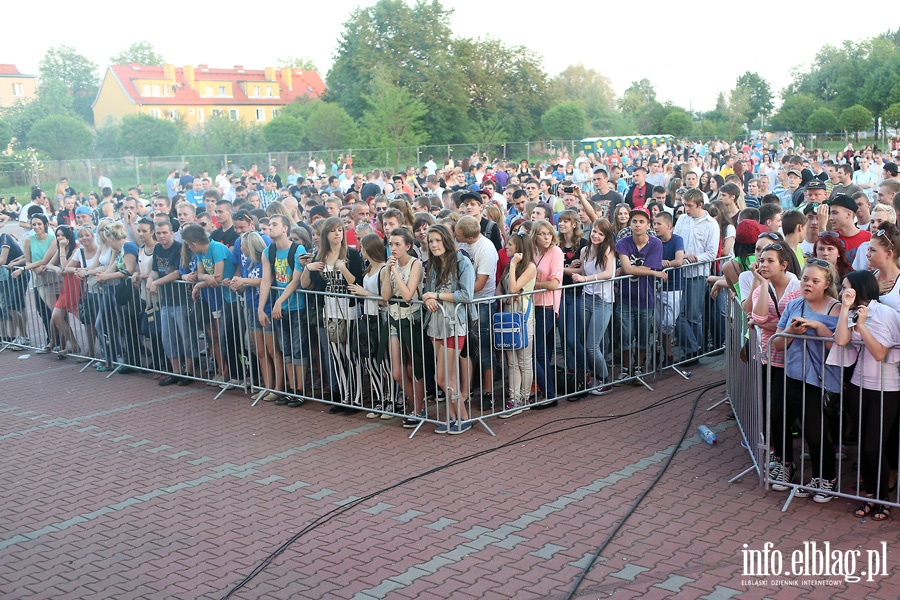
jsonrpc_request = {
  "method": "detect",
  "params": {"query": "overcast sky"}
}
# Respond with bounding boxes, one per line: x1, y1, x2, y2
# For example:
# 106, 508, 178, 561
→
3, 0, 890, 114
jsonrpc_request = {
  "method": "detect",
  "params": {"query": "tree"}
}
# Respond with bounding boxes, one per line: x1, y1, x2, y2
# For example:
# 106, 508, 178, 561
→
860, 43, 900, 137
328, 0, 468, 143
619, 79, 657, 113
636, 101, 670, 134
263, 115, 307, 152
769, 94, 818, 132
2, 78, 76, 150
110, 41, 165, 66
187, 115, 267, 155
117, 113, 180, 156
28, 115, 93, 159
276, 56, 318, 72
805, 107, 839, 133
551, 64, 616, 132
306, 103, 357, 150
38, 46, 99, 124
541, 103, 586, 140
735, 71, 774, 129
883, 102, 900, 133
662, 109, 693, 137
358, 77, 428, 168
840, 104, 873, 141
455, 36, 551, 142
93, 118, 122, 158
723, 89, 750, 140
0, 118, 12, 152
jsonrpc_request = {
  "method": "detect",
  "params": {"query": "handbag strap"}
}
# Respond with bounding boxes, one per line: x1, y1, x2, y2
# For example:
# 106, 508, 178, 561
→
767, 284, 782, 318
523, 293, 532, 321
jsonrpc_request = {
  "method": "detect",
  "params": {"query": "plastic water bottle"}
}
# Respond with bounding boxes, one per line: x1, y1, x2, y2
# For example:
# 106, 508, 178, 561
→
698, 425, 717, 445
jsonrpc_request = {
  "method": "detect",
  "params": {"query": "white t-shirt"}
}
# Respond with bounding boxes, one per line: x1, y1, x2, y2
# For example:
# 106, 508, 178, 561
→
462, 235, 498, 300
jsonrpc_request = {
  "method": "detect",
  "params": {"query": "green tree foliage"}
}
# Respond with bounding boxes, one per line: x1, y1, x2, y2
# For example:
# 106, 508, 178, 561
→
840, 104, 873, 141
805, 108, 839, 133
93, 118, 122, 158
541, 103, 586, 140
724, 89, 750, 140
38, 46, 99, 125
636, 101, 670, 134
619, 79, 657, 113
358, 77, 427, 168
883, 102, 900, 133
551, 64, 616, 133
456, 37, 551, 142
28, 115, 93, 159
735, 71, 774, 128
306, 103, 357, 151
3, 79, 75, 150
276, 56, 318, 71
328, 0, 467, 143
185, 115, 267, 155
117, 113, 180, 156
770, 94, 818, 132
110, 41, 165, 66
263, 115, 307, 152
0, 118, 12, 152
662, 109, 693, 137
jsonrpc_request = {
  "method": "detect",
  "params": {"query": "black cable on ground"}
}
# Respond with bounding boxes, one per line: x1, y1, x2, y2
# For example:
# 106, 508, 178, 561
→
220, 379, 726, 600
563, 380, 725, 600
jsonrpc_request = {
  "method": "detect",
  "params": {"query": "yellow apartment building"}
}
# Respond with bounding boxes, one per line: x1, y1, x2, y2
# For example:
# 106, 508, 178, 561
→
0, 64, 37, 108
92, 63, 327, 127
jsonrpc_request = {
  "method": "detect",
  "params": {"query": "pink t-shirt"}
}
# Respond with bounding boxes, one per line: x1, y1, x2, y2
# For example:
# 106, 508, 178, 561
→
534, 246, 564, 314
750, 281, 801, 367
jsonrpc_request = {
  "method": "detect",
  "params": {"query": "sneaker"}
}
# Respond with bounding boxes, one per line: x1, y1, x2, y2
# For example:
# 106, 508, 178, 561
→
380, 402, 395, 420
262, 392, 281, 402
159, 375, 182, 387
435, 420, 453, 434
366, 402, 384, 419
448, 420, 473, 435
795, 478, 820, 498
274, 396, 291, 406
589, 385, 613, 396
613, 371, 629, 387
35, 345, 52, 354
480, 392, 494, 411
435, 389, 445, 403
176, 377, 193, 386
813, 478, 837, 503
770, 462, 794, 492
402, 411, 426, 428
498, 400, 523, 419
287, 398, 306, 408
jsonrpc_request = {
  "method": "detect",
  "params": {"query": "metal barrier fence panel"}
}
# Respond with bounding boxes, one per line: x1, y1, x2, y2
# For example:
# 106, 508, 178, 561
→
763, 332, 900, 515
1, 254, 732, 438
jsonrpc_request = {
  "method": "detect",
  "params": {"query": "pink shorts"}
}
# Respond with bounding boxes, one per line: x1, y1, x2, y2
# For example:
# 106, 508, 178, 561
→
431, 335, 466, 349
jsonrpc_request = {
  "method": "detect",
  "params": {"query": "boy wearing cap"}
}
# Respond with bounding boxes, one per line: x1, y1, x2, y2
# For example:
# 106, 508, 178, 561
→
615, 207, 666, 381
823, 193, 871, 262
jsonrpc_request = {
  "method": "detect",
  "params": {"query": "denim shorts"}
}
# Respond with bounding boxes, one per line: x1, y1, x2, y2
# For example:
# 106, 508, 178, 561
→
274, 308, 309, 365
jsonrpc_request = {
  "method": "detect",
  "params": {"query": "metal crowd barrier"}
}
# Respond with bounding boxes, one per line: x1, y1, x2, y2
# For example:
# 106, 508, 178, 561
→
762, 332, 900, 514
0, 255, 732, 438
721, 297, 765, 483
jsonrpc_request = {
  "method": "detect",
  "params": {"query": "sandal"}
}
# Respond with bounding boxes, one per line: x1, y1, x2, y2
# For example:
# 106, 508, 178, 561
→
872, 504, 891, 521
854, 501, 875, 518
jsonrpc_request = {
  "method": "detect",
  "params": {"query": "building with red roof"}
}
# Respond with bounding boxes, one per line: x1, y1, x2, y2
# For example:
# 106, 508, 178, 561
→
0, 64, 37, 108
92, 63, 327, 127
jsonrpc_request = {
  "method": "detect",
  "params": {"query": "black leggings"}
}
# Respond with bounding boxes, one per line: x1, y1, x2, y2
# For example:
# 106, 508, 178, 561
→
785, 378, 837, 480
849, 384, 900, 500
763, 365, 791, 462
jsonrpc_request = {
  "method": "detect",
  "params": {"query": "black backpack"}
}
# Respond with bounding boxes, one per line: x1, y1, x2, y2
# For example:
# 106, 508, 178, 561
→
267, 242, 300, 280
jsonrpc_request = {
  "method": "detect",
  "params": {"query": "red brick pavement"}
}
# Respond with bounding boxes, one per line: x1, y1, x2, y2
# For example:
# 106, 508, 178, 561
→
0, 350, 898, 599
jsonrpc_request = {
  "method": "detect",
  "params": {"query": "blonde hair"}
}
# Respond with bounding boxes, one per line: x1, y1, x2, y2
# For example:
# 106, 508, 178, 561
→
872, 204, 897, 224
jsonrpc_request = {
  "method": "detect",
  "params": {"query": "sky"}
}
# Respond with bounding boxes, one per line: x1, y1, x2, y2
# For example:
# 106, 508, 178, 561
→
2, 0, 891, 114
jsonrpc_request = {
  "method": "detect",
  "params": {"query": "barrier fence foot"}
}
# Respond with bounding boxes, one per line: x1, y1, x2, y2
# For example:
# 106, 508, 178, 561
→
671, 365, 692, 380
634, 375, 653, 392
706, 396, 730, 411
781, 487, 798, 513
407, 420, 426, 440
250, 389, 268, 407
106, 364, 123, 379
79, 358, 98, 373
474, 417, 496, 437
728, 465, 759, 484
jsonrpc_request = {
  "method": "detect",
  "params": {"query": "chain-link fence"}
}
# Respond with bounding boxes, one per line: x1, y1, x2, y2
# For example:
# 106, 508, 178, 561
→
0, 140, 586, 195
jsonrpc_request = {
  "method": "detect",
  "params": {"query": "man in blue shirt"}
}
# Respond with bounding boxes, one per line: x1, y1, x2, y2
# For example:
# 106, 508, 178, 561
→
653, 212, 685, 366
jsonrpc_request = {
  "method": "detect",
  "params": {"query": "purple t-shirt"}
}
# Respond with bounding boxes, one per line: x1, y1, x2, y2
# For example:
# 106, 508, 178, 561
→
616, 235, 663, 307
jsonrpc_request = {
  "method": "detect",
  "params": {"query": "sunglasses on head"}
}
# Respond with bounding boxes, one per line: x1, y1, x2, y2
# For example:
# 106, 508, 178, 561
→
874, 228, 894, 247
818, 231, 839, 238
761, 243, 783, 252
758, 232, 780, 240
806, 257, 831, 268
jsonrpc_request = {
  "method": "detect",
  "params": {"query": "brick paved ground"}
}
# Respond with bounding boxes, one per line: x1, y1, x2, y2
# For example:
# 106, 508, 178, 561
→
1, 349, 898, 600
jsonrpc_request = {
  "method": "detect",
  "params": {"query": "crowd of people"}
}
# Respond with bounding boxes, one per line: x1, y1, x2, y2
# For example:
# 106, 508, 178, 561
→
2, 138, 900, 456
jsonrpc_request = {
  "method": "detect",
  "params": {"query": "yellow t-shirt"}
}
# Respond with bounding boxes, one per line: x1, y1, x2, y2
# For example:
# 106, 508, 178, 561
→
719, 166, 735, 179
